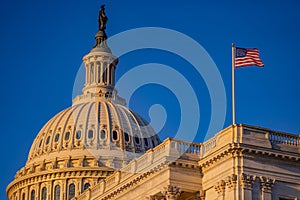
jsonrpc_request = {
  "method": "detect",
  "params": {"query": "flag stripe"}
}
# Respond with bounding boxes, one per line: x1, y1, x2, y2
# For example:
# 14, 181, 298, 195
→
236, 58, 263, 61
235, 47, 264, 68
236, 60, 263, 63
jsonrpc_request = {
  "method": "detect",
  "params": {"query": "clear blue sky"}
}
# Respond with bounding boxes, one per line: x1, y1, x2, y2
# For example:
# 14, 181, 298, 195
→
1, 0, 300, 199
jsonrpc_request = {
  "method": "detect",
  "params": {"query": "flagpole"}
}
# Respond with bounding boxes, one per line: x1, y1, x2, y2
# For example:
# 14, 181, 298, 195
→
232, 43, 236, 125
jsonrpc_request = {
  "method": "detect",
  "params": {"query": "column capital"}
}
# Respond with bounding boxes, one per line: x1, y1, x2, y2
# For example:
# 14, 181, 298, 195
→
214, 180, 226, 196
225, 174, 237, 190
240, 173, 255, 189
194, 191, 205, 200
162, 185, 181, 200
259, 176, 275, 193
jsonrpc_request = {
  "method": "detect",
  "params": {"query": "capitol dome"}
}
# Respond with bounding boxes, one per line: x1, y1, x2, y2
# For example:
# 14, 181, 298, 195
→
7, 5, 160, 200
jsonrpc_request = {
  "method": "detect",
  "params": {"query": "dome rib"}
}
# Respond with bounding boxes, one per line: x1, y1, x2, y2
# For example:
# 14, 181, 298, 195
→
84, 102, 96, 145
59, 104, 80, 149
50, 107, 73, 149
73, 103, 88, 131
102, 101, 111, 148
108, 102, 124, 149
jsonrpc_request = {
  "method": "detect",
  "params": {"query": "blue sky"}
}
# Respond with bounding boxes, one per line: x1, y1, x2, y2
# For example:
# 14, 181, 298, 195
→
1, 0, 300, 199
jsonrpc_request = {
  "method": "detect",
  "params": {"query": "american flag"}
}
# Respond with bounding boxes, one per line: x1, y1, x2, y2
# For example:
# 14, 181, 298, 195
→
235, 47, 264, 68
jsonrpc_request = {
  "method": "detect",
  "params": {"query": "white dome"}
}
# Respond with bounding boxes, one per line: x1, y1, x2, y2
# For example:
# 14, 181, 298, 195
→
27, 99, 160, 166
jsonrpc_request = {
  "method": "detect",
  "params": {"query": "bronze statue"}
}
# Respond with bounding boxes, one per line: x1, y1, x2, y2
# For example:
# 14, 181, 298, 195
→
98, 5, 108, 31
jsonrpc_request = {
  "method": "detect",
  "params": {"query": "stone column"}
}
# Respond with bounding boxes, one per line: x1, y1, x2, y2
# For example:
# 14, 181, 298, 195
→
106, 63, 110, 85
214, 180, 226, 200
89, 62, 93, 84
240, 173, 255, 200
162, 185, 181, 200
259, 176, 275, 200
99, 62, 103, 84
36, 183, 41, 200
62, 179, 67, 200
48, 181, 53, 200
111, 66, 115, 85
25, 186, 29, 200
87, 63, 90, 85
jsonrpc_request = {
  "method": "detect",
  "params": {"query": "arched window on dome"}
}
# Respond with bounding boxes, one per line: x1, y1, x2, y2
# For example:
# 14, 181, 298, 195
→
68, 184, 75, 200
124, 132, 130, 142
134, 136, 140, 144
112, 130, 118, 141
83, 183, 91, 191
54, 185, 60, 200
39, 139, 43, 148
100, 130, 106, 140
41, 187, 47, 200
45, 136, 51, 145
88, 130, 94, 139
76, 130, 82, 140
64, 132, 70, 141
22, 193, 25, 200
54, 133, 60, 143
30, 190, 35, 200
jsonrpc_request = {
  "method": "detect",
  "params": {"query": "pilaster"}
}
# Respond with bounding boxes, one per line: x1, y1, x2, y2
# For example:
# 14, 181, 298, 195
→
225, 174, 237, 200
214, 180, 226, 200
259, 176, 275, 200
240, 173, 255, 200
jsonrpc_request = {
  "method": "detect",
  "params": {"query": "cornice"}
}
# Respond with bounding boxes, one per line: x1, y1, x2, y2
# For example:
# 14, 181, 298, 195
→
199, 142, 300, 170
7, 167, 113, 195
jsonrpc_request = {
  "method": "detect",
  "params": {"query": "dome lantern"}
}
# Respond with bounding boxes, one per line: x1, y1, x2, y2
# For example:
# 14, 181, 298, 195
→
80, 4, 118, 99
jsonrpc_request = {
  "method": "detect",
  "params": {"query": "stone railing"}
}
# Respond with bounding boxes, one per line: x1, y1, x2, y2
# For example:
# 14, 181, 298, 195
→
268, 131, 299, 146
201, 136, 217, 158
171, 139, 202, 155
